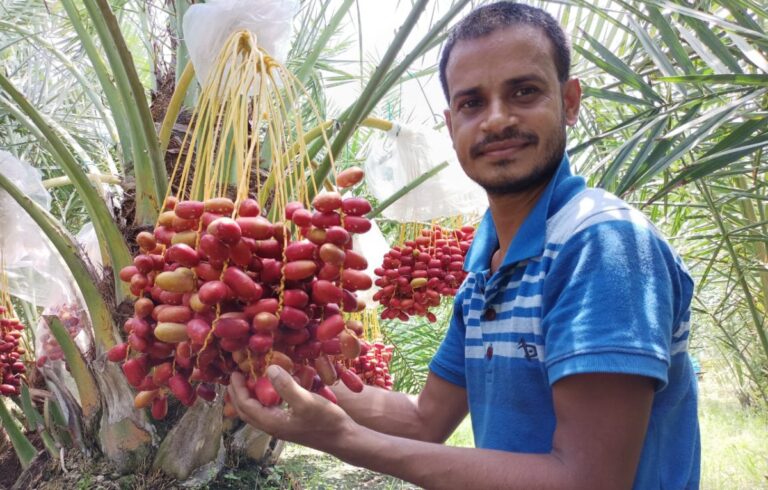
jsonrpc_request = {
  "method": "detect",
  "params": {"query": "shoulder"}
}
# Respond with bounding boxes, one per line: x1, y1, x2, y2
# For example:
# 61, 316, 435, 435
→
544, 187, 692, 282
452, 271, 479, 318
546, 188, 659, 244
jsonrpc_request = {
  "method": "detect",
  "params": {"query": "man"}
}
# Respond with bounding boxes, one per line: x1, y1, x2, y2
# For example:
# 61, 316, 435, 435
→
228, 3, 700, 488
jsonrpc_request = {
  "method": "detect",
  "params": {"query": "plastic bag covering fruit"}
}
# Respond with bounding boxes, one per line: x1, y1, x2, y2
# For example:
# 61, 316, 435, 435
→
76, 223, 104, 273
0, 154, 97, 349
35, 298, 91, 368
183, 0, 299, 86
0, 151, 68, 306
364, 124, 486, 221
0, 305, 27, 397
351, 220, 390, 307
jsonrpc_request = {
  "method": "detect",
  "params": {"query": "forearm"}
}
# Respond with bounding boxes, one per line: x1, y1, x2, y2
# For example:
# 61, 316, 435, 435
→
334, 422, 574, 490
230, 369, 646, 490
333, 384, 437, 441
329, 374, 653, 489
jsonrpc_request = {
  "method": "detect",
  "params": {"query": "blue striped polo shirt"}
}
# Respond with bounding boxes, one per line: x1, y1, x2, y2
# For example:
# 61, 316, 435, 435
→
430, 155, 700, 489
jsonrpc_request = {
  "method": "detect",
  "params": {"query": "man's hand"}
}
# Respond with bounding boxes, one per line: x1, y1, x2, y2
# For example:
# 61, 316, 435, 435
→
227, 365, 356, 454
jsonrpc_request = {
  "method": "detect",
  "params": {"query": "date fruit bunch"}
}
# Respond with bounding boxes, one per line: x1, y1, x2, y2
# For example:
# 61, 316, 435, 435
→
108, 28, 384, 417
0, 305, 26, 396
36, 303, 83, 367
349, 340, 393, 390
111, 168, 376, 418
373, 224, 475, 322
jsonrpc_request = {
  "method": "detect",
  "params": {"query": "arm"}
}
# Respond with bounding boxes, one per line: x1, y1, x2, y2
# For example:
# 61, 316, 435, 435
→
331, 370, 468, 442
228, 367, 654, 490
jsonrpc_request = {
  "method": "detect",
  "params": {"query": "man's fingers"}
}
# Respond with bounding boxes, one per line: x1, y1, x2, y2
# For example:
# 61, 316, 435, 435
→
227, 372, 252, 416
228, 371, 289, 433
228, 372, 255, 408
229, 372, 248, 399
267, 365, 308, 404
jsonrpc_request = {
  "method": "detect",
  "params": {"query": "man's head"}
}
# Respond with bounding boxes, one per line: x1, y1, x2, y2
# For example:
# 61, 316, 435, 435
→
439, 2, 571, 102
440, 2, 580, 197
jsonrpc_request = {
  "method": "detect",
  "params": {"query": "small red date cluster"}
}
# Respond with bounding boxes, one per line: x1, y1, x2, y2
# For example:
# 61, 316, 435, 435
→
373, 225, 475, 322
36, 303, 83, 367
0, 306, 26, 396
111, 167, 378, 417
349, 341, 393, 390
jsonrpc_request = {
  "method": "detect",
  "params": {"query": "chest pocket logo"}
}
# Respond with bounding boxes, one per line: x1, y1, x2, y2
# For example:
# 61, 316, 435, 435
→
518, 337, 538, 360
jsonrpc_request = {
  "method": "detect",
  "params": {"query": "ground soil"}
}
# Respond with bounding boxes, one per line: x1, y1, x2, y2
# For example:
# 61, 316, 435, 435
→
4, 447, 175, 490
0, 435, 23, 489
0, 431, 48, 490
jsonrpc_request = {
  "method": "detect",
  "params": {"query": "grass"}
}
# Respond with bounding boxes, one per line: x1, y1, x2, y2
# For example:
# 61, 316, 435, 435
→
698, 372, 768, 489
255, 417, 475, 490
276, 445, 419, 489
256, 417, 474, 490
445, 416, 474, 448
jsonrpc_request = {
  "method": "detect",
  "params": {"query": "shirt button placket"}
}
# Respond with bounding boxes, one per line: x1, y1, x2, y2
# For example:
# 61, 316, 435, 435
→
482, 306, 496, 373
483, 308, 496, 321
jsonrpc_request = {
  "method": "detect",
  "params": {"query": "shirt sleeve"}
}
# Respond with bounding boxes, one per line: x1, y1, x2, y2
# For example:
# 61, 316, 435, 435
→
541, 220, 692, 391
429, 286, 468, 387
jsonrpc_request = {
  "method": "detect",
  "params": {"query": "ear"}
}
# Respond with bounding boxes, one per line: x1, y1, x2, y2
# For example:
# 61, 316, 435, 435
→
562, 78, 581, 127
444, 109, 454, 137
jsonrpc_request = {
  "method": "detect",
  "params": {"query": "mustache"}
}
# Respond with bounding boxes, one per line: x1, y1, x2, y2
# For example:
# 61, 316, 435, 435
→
469, 127, 538, 158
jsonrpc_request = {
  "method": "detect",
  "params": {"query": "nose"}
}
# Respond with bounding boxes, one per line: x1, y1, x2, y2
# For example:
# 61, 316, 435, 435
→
480, 98, 517, 134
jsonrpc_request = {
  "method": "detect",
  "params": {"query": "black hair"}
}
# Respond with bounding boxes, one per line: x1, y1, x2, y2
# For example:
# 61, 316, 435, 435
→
438, 2, 571, 101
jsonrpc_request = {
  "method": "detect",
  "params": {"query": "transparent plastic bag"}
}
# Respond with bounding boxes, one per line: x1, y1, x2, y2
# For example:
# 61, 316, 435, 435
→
34, 290, 92, 409
0, 151, 68, 305
364, 124, 486, 222
351, 220, 390, 307
183, 0, 300, 86
34, 288, 93, 366
75, 222, 104, 276
0, 151, 94, 347
0, 151, 50, 208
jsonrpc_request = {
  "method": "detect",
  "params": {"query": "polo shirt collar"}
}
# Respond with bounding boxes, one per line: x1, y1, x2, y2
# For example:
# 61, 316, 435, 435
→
464, 154, 585, 273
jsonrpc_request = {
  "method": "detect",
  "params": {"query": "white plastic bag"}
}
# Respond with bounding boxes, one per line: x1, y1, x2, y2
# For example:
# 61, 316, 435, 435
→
0, 152, 93, 331
0, 151, 50, 208
352, 220, 390, 308
0, 151, 67, 306
183, 0, 300, 86
75, 222, 104, 276
35, 289, 92, 365
34, 291, 91, 409
364, 124, 487, 222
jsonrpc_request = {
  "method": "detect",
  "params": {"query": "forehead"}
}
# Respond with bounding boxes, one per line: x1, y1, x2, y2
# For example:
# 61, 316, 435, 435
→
445, 25, 558, 98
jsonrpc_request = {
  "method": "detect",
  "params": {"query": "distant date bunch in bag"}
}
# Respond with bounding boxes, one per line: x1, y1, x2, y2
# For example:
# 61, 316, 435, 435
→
0, 304, 26, 396
36, 302, 84, 367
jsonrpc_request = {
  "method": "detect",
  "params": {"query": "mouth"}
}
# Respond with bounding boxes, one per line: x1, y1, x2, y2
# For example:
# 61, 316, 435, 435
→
475, 139, 533, 159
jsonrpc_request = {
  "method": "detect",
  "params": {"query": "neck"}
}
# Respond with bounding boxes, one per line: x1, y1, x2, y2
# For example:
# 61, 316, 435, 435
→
487, 181, 549, 272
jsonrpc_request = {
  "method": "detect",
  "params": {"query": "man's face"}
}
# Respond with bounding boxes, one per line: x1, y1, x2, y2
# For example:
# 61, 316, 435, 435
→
444, 25, 581, 196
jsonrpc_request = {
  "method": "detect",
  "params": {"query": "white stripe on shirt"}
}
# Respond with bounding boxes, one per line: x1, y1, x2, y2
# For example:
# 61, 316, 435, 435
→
466, 341, 546, 360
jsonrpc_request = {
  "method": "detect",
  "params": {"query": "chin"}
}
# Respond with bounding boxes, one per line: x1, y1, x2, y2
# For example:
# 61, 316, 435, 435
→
476, 164, 558, 196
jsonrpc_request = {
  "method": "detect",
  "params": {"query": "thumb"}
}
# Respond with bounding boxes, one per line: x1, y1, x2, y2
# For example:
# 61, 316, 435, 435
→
266, 365, 308, 404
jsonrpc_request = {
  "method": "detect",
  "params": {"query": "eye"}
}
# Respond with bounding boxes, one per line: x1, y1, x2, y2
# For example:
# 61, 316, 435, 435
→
513, 86, 539, 99
457, 98, 483, 111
